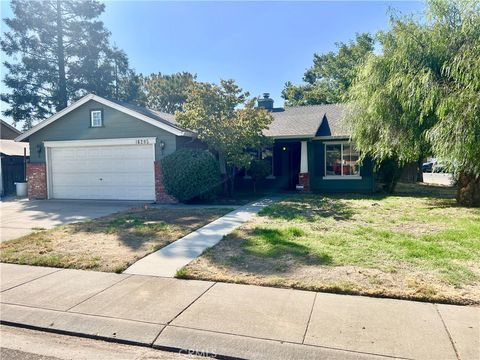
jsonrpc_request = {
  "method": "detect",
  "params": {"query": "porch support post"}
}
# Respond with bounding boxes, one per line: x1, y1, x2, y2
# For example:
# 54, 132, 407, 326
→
299, 141, 310, 191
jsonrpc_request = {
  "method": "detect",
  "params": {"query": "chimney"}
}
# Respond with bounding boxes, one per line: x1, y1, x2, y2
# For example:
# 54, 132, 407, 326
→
257, 93, 274, 110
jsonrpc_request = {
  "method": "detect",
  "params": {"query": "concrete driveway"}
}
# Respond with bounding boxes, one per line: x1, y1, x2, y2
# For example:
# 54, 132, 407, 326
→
0, 199, 144, 242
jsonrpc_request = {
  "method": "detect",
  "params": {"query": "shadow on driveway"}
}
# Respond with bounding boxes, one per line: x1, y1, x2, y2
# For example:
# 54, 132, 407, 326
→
0, 199, 145, 242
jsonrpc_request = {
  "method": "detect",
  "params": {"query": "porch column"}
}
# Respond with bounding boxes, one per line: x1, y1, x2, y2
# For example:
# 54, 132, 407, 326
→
299, 141, 310, 191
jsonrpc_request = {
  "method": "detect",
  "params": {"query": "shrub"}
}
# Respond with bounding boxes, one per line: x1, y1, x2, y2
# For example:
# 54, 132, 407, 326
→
161, 149, 221, 202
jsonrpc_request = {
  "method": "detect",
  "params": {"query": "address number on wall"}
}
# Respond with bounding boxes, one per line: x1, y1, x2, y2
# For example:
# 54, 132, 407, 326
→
136, 139, 150, 145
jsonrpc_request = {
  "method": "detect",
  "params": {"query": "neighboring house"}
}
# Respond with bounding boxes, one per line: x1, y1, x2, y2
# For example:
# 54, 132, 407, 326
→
15, 93, 374, 202
1, 120, 29, 196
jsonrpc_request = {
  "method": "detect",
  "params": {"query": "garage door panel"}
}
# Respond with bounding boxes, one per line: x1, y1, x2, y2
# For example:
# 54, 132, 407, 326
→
49, 143, 155, 200
52, 161, 153, 174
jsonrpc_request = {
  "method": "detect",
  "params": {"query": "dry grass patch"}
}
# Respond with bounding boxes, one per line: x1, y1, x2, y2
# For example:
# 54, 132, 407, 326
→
0, 207, 230, 273
181, 184, 480, 305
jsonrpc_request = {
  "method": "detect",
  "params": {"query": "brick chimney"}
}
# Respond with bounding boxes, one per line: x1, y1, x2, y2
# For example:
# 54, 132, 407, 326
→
257, 93, 274, 110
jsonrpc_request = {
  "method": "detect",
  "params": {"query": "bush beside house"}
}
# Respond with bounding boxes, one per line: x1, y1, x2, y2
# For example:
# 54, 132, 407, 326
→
161, 149, 221, 202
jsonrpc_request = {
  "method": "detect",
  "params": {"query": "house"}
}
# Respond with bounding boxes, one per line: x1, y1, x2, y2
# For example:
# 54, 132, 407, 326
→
238, 94, 375, 193
1, 120, 29, 196
15, 93, 374, 202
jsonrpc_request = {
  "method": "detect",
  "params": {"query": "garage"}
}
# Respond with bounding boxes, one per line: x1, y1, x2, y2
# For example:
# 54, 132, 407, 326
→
45, 138, 156, 201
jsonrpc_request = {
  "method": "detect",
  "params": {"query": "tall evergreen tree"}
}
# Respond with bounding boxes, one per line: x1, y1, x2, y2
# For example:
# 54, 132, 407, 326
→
1, 0, 138, 129
143, 72, 196, 113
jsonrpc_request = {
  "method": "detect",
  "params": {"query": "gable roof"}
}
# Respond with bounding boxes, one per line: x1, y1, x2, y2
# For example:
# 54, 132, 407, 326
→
264, 103, 350, 139
1, 119, 22, 139
16, 94, 194, 142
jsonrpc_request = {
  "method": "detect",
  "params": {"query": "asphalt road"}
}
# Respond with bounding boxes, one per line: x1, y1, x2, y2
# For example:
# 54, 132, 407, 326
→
0, 325, 200, 360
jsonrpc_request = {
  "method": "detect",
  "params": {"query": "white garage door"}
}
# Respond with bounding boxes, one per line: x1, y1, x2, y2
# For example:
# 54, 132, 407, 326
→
47, 140, 155, 200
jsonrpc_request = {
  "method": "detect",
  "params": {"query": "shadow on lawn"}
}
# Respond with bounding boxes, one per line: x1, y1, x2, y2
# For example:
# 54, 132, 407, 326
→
259, 195, 356, 221
67, 208, 221, 250
202, 226, 332, 276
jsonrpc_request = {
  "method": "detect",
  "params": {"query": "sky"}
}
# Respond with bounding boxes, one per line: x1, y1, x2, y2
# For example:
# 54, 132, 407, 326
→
0, 1, 424, 127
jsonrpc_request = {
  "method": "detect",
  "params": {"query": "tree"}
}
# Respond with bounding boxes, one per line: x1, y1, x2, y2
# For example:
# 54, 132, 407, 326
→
249, 159, 271, 193
143, 72, 196, 113
175, 80, 274, 194
347, 0, 480, 206
1, 0, 136, 129
282, 33, 375, 106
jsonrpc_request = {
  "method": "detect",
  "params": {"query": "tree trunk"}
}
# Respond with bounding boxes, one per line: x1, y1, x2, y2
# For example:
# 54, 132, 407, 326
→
218, 152, 228, 196
456, 172, 480, 207
55, 0, 68, 111
417, 157, 424, 183
229, 166, 236, 196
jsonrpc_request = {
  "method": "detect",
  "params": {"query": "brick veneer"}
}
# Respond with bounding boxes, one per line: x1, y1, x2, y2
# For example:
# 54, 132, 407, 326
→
298, 172, 310, 192
27, 163, 47, 200
154, 161, 177, 203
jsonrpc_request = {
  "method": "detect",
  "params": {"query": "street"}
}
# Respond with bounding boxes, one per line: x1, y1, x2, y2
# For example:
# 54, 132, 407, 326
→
0, 325, 201, 360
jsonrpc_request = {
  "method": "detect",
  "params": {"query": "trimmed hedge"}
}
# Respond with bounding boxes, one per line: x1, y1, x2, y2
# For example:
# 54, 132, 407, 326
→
161, 149, 221, 202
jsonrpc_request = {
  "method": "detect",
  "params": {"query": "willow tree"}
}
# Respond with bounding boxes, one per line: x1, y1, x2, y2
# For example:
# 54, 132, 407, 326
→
347, 0, 480, 206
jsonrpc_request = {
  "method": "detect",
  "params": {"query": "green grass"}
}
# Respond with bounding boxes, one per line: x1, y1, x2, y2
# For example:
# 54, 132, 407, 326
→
183, 184, 480, 304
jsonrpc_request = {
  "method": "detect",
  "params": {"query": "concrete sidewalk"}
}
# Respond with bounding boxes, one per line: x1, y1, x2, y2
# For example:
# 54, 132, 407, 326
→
1, 264, 478, 360
124, 198, 276, 277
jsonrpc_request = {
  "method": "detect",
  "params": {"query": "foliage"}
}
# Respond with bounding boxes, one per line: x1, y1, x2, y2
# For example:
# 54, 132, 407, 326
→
160, 149, 221, 202
249, 159, 271, 193
346, 0, 480, 205
143, 72, 196, 113
282, 33, 374, 106
175, 80, 274, 192
1, 0, 139, 129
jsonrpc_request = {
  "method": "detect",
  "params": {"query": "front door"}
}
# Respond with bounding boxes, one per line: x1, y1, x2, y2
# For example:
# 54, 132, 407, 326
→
277, 142, 301, 190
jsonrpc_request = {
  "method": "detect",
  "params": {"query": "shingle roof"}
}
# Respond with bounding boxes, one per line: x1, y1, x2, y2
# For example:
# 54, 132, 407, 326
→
264, 103, 350, 138
106, 99, 186, 133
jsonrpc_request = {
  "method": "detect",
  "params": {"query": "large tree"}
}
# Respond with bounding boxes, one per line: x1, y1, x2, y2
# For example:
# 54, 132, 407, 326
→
282, 33, 374, 106
176, 80, 273, 194
143, 72, 196, 113
347, 0, 480, 206
1, 0, 138, 129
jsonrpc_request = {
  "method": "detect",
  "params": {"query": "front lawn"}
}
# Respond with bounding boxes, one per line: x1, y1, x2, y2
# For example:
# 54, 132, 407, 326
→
181, 184, 480, 304
0, 207, 231, 273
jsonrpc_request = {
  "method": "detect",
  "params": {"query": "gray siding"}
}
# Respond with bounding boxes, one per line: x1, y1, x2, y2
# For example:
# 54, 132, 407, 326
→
28, 100, 180, 163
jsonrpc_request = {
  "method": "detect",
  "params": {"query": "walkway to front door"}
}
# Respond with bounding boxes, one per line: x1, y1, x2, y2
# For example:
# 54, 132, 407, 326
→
123, 197, 278, 277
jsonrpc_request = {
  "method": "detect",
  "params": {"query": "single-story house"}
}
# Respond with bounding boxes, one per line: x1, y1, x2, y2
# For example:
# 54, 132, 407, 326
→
1, 120, 29, 196
15, 93, 374, 202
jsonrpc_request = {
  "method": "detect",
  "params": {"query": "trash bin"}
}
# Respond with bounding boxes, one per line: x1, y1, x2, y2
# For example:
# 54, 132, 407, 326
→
15, 182, 27, 197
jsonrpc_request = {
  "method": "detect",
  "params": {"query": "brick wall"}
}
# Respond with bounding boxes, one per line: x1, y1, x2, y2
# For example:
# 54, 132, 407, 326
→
154, 161, 177, 203
298, 172, 310, 192
27, 163, 47, 200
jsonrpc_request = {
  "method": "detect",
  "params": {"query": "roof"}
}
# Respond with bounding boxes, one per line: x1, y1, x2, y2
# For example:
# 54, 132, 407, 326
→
0, 139, 29, 156
106, 98, 183, 132
264, 103, 350, 139
16, 94, 194, 142
1, 120, 21, 140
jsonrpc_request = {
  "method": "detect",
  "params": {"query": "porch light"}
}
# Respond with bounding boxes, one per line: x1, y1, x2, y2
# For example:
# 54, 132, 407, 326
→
282, 146, 287, 151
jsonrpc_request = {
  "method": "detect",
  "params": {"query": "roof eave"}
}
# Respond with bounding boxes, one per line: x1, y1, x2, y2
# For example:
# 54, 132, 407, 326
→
15, 94, 193, 142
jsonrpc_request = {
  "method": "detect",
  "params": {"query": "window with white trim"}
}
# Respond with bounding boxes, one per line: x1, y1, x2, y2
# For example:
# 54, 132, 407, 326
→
325, 142, 360, 177
90, 110, 103, 127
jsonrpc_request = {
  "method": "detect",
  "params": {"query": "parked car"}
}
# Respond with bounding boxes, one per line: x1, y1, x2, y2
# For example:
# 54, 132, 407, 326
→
422, 161, 434, 173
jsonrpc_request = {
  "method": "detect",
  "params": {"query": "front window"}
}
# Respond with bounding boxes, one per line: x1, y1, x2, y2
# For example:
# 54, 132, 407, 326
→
90, 110, 103, 127
325, 142, 360, 177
